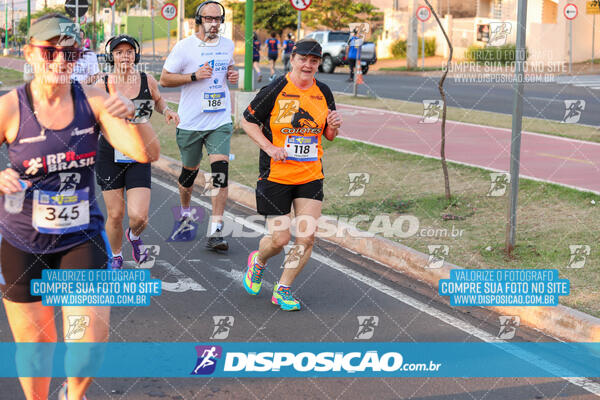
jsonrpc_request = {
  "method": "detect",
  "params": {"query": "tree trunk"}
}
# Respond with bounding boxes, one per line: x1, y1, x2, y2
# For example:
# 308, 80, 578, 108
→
424, 0, 453, 201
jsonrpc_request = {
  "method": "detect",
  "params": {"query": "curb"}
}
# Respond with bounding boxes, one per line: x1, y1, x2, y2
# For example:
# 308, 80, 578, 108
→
152, 155, 600, 342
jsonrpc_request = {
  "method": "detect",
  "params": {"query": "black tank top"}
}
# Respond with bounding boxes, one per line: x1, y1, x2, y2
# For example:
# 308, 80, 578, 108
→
98, 72, 153, 160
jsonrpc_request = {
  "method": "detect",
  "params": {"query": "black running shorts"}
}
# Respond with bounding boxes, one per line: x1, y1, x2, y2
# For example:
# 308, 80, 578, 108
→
0, 234, 109, 303
256, 179, 324, 216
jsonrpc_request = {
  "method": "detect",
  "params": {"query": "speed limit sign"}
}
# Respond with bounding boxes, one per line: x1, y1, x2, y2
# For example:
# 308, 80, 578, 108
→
416, 6, 431, 22
161, 3, 177, 21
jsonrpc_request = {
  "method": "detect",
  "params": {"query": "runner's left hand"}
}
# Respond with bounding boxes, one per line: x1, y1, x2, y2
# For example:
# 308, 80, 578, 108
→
227, 68, 239, 85
326, 109, 342, 129
165, 109, 180, 125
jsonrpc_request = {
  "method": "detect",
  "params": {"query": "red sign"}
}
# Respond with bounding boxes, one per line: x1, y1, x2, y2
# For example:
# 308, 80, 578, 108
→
564, 3, 578, 20
416, 6, 431, 22
108, 0, 116, 6
290, 0, 312, 12
161, 3, 177, 20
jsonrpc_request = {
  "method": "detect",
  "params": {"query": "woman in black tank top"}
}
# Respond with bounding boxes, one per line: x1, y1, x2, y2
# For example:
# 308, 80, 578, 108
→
95, 35, 179, 270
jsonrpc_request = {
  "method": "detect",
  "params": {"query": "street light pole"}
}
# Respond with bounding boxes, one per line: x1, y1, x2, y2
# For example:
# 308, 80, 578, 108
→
505, 0, 528, 253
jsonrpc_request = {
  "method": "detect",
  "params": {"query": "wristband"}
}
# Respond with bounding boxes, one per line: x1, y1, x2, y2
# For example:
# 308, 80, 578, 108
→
191, 73, 197, 82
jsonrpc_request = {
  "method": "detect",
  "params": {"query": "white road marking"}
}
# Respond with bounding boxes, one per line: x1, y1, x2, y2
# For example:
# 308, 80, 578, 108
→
208, 265, 275, 292
124, 259, 206, 292
151, 176, 600, 396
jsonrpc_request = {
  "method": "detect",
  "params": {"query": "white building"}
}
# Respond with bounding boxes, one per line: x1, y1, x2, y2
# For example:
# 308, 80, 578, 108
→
377, 0, 599, 64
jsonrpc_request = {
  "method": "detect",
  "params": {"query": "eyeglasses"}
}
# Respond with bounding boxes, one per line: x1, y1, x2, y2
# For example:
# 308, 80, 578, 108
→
29, 44, 82, 62
200, 15, 222, 23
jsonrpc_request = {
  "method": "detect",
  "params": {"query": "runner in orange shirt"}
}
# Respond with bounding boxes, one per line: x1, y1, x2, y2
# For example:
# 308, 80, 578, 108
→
241, 38, 342, 311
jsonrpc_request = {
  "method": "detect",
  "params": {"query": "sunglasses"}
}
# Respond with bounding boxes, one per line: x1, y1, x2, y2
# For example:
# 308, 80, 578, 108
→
29, 44, 82, 62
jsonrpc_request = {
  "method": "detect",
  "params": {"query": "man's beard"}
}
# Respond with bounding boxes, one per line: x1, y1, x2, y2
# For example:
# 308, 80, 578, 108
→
203, 24, 219, 39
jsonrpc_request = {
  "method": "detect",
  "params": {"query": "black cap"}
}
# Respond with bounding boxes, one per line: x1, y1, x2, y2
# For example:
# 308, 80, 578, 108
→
109, 35, 137, 53
292, 40, 322, 58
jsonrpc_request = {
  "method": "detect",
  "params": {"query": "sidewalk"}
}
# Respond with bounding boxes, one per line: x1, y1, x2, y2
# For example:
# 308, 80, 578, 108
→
0, 56, 26, 71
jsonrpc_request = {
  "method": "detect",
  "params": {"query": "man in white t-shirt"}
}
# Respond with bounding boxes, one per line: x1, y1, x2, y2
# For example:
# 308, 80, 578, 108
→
71, 32, 100, 85
160, 0, 239, 251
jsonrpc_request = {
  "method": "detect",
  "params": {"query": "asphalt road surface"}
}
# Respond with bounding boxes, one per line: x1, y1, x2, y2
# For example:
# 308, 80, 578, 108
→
0, 153, 598, 398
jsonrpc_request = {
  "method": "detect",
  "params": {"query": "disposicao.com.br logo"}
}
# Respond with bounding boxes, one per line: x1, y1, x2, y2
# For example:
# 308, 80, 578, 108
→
190, 346, 442, 376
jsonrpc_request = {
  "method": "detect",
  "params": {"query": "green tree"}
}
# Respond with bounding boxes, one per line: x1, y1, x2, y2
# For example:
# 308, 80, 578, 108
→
304, 0, 380, 30
225, 0, 296, 34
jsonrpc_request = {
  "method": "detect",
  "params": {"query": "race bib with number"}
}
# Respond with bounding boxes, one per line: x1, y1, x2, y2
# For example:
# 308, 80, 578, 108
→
201, 92, 226, 113
114, 149, 135, 163
285, 136, 318, 161
32, 189, 90, 234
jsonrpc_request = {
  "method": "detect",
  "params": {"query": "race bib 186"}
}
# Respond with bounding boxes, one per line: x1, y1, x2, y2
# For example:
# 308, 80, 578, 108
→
32, 189, 90, 234
285, 136, 318, 161
201, 92, 226, 113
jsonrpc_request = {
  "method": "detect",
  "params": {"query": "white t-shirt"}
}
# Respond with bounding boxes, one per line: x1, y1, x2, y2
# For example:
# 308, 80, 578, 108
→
71, 50, 100, 83
163, 34, 234, 131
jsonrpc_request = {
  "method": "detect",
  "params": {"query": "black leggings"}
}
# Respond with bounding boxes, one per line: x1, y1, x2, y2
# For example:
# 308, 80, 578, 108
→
0, 235, 108, 303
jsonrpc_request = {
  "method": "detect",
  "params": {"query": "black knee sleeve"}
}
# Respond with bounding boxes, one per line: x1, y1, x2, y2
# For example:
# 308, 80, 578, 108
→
178, 167, 199, 188
211, 161, 229, 188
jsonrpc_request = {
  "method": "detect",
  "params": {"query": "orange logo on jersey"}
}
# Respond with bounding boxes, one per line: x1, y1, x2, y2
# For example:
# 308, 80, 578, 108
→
275, 99, 300, 124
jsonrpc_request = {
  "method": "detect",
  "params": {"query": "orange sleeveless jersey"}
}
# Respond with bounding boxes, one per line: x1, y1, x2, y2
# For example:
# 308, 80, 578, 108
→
243, 74, 336, 185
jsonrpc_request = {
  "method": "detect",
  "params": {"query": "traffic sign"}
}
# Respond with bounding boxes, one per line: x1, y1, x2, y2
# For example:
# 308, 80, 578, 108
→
564, 3, 578, 19
587, 1, 600, 14
416, 5, 431, 22
65, 0, 88, 18
161, 3, 177, 20
289, 0, 312, 12
108, 0, 116, 6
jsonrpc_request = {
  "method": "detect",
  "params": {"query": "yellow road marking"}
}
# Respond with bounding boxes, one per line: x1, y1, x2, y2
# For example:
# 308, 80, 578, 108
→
536, 152, 595, 165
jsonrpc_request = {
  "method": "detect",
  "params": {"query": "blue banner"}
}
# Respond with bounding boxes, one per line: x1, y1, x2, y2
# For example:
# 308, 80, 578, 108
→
0, 342, 599, 378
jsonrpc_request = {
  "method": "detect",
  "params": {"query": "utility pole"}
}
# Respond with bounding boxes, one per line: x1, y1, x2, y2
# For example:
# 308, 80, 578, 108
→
407, 0, 418, 69
177, 0, 183, 40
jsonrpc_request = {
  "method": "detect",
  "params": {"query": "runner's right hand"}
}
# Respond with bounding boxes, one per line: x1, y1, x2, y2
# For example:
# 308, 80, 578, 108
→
0, 168, 29, 194
265, 144, 287, 162
194, 62, 213, 80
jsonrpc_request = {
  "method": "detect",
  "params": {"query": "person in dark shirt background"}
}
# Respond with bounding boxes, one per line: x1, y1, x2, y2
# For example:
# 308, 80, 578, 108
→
265, 32, 280, 81
282, 33, 295, 74
252, 32, 262, 82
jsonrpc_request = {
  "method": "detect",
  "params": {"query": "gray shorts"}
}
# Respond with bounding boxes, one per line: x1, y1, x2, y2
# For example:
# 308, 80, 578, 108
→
175, 123, 233, 167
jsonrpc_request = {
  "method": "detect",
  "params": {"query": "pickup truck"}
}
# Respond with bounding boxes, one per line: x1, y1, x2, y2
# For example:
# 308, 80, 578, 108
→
304, 30, 377, 75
